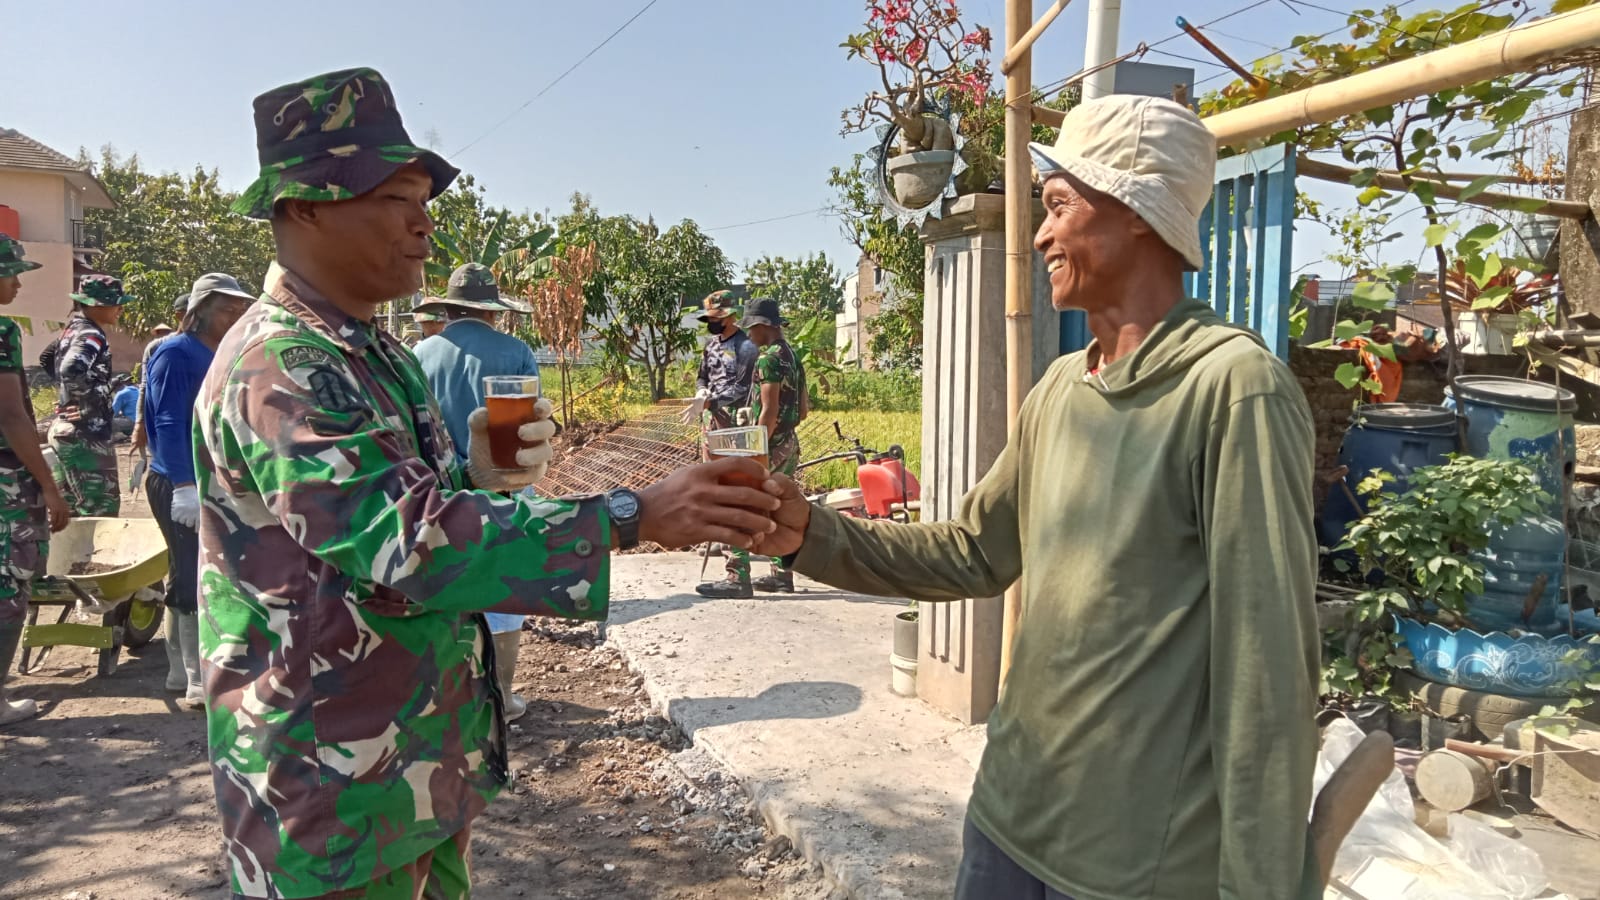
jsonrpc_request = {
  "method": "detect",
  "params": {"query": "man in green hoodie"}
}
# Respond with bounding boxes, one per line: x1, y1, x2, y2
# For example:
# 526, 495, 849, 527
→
759, 95, 1320, 900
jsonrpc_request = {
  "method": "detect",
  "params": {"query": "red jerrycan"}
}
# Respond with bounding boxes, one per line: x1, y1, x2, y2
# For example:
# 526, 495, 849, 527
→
856, 448, 921, 519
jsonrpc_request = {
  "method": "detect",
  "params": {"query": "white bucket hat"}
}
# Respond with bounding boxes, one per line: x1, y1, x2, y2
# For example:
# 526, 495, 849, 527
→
1028, 95, 1217, 271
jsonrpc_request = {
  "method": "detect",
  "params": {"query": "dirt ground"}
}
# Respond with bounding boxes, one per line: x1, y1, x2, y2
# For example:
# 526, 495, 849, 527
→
0, 620, 837, 900
2, 455, 837, 900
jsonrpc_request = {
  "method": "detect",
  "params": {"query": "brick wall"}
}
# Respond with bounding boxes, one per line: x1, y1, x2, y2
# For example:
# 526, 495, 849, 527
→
1289, 346, 1449, 509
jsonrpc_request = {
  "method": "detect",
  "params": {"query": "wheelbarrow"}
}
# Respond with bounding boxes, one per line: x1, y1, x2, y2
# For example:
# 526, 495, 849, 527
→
19, 517, 169, 677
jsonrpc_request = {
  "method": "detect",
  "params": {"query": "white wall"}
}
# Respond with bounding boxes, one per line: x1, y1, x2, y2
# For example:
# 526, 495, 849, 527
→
1, 172, 69, 244
2, 172, 77, 363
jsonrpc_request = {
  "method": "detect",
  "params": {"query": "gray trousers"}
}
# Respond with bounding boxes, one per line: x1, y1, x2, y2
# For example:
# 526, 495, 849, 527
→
954, 817, 1075, 900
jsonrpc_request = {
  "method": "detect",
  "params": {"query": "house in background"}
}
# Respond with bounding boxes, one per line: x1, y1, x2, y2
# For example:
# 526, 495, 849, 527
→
0, 128, 115, 363
837, 256, 889, 369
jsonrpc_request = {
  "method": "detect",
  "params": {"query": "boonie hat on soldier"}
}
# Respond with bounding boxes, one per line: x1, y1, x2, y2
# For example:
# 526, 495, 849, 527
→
412, 307, 445, 323
187, 273, 256, 312
414, 263, 531, 315
697, 290, 741, 323
1028, 95, 1216, 271
739, 297, 788, 330
232, 67, 459, 219
71, 274, 133, 307
0, 233, 42, 278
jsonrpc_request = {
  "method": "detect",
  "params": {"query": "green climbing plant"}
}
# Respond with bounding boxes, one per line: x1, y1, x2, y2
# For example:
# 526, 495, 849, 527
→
1324, 456, 1549, 706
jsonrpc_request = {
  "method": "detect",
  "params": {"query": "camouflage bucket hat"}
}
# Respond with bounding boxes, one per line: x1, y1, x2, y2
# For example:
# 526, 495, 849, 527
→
696, 289, 741, 322
71, 274, 133, 307
232, 67, 460, 219
415, 263, 531, 314
412, 307, 445, 323
0, 233, 42, 278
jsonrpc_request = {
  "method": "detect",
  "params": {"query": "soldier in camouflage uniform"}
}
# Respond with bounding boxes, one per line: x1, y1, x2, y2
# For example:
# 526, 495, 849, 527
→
205, 67, 782, 900
42, 273, 130, 517
699, 298, 808, 598
412, 306, 446, 341
0, 234, 71, 727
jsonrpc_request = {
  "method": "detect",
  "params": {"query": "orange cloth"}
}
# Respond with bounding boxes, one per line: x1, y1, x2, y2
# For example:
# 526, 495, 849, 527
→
1342, 337, 1403, 403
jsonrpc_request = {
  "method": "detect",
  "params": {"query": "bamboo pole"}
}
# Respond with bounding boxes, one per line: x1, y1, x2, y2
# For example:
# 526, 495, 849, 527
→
1000, 0, 1033, 688
1296, 157, 1590, 219
1176, 16, 1264, 88
1205, 6, 1600, 146
1002, 0, 1072, 75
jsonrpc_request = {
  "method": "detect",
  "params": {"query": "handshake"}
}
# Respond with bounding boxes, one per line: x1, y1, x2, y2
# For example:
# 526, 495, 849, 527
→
467, 396, 810, 555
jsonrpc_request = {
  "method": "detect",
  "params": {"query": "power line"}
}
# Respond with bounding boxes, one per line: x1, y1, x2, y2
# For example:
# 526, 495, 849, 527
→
451, 0, 663, 157
1193, 0, 1430, 87
1031, 0, 1275, 96
706, 208, 833, 231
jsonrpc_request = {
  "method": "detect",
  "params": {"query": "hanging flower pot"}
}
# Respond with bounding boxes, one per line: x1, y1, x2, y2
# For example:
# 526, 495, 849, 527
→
887, 150, 958, 208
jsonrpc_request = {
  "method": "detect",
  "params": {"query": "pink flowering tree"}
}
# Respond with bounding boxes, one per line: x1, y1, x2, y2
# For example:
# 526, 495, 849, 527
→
841, 0, 993, 155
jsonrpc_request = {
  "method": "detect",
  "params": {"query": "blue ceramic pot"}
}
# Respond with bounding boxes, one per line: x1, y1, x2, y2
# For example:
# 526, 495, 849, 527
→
1394, 616, 1600, 697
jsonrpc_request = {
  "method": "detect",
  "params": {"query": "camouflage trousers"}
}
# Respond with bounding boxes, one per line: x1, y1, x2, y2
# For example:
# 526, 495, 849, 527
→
49, 429, 119, 518
0, 459, 48, 627
729, 430, 799, 582
278, 829, 470, 900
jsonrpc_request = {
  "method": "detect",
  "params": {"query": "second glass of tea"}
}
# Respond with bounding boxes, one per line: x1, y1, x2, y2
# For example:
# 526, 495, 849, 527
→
483, 375, 541, 470
705, 425, 769, 487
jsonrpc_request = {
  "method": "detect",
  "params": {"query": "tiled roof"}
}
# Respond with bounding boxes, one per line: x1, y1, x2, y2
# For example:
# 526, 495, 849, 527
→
0, 128, 86, 173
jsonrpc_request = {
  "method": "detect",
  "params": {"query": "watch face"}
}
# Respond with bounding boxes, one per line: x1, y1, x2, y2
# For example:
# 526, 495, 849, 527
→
610, 492, 639, 520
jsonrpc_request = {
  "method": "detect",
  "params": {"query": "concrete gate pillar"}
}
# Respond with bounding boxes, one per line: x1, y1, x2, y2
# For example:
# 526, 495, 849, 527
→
913, 194, 1058, 724
1561, 105, 1600, 318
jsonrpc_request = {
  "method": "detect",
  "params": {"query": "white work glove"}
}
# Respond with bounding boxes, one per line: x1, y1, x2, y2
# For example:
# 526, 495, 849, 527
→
679, 390, 708, 425
172, 484, 200, 529
466, 397, 557, 491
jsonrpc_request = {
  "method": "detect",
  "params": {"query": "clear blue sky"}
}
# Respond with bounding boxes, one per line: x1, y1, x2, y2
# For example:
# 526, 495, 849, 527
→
7, 0, 1406, 276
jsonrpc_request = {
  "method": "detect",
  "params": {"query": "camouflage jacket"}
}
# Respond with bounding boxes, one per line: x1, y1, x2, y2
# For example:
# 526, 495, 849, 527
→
750, 340, 805, 438
44, 310, 114, 441
696, 330, 758, 413
0, 316, 33, 454
194, 263, 612, 898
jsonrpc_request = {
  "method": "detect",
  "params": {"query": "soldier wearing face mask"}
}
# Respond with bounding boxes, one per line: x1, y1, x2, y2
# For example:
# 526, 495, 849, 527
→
681, 290, 757, 432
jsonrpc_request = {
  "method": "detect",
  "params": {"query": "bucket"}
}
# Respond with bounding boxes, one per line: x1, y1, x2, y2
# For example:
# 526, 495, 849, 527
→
1454, 375, 1576, 511
1469, 514, 1566, 633
1319, 403, 1458, 549
889, 653, 917, 697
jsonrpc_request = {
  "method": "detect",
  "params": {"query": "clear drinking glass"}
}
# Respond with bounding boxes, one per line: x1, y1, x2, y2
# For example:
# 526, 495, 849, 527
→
483, 375, 541, 470
705, 425, 769, 487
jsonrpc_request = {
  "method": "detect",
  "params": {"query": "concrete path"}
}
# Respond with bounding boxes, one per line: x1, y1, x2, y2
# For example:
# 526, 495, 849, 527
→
607, 553, 985, 900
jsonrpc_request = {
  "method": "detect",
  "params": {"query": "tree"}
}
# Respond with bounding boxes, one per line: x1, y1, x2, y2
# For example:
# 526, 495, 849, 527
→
827, 155, 927, 370
1200, 0, 1591, 381
81, 147, 276, 335
426, 175, 553, 299
530, 240, 598, 426
594, 216, 732, 400
743, 253, 845, 361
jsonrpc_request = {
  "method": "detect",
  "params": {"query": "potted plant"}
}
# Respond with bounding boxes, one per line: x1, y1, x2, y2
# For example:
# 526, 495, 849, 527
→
1442, 261, 1556, 356
840, 0, 994, 208
1324, 456, 1560, 722
892, 601, 918, 697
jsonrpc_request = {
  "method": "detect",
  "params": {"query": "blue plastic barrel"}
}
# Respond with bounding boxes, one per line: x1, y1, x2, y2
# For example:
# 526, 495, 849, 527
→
1454, 376, 1576, 510
1319, 403, 1459, 549
1469, 514, 1567, 634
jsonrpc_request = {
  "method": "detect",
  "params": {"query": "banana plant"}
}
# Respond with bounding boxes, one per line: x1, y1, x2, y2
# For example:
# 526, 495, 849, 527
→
425, 208, 555, 297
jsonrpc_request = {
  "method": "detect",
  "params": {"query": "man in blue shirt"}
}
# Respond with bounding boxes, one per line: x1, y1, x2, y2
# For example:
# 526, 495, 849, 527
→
144, 273, 252, 708
111, 378, 138, 437
414, 262, 539, 719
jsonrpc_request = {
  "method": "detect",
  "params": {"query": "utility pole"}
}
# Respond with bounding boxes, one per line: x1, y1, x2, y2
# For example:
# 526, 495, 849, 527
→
1084, 0, 1123, 100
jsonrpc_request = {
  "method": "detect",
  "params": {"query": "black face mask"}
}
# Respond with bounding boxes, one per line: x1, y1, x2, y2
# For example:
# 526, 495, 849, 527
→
706, 321, 723, 335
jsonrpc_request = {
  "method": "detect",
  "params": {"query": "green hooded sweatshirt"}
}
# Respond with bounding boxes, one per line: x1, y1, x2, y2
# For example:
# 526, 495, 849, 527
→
792, 299, 1321, 900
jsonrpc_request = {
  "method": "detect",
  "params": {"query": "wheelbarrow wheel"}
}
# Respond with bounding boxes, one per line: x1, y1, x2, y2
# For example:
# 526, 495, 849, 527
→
116, 595, 163, 649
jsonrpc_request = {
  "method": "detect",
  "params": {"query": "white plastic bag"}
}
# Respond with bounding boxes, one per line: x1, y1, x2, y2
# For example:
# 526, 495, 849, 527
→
1314, 719, 1547, 900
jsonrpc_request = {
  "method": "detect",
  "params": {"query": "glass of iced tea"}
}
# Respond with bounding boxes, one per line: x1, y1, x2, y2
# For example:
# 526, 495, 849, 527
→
705, 425, 769, 487
483, 375, 541, 470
